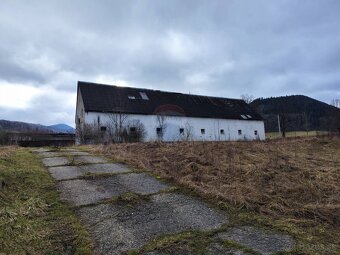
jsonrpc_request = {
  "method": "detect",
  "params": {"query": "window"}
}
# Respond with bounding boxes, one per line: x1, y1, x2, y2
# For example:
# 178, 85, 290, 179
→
139, 92, 149, 100
156, 127, 162, 134
254, 130, 258, 136
179, 128, 184, 134
246, 115, 252, 119
238, 129, 242, 135
100, 126, 107, 131
201, 129, 205, 134
220, 129, 225, 135
240, 115, 247, 119
128, 95, 136, 99
130, 127, 136, 132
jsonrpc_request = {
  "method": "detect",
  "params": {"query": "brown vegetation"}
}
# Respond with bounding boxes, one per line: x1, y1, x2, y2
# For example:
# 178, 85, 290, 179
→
87, 136, 340, 228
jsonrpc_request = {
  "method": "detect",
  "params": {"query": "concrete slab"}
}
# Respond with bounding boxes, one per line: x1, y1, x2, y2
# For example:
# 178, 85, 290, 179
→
217, 226, 294, 255
76, 193, 227, 255
143, 243, 246, 255
115, 173, 169, 195
81, 163, 131, 175
38, 151, 63, 158
58, 179, 119, 206
48, 163, 131, 181
31, 148, 52, 153
73, 155, 108, 164
42, 157, 70, 167
57, 173, 170, 206
67, 151, 90, 156
48, 166, 84, 180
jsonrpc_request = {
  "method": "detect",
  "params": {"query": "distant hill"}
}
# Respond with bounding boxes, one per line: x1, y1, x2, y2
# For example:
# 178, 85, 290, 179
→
48, 124, 75, 134
0, 120, 75, 134
251, 95, 340, 133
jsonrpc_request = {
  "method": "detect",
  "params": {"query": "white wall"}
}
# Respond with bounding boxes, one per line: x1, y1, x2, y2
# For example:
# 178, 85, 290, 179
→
83, 112, 265, 141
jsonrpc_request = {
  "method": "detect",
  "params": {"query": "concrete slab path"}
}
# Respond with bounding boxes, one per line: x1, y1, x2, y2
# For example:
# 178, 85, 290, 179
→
35, 148, 295, 255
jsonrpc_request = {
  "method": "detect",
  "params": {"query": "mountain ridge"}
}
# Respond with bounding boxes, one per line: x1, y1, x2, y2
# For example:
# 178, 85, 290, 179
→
0, 119, 75, 134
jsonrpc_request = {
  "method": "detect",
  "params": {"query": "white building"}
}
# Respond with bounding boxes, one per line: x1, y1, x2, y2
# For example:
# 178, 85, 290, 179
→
75, 81, 265, 143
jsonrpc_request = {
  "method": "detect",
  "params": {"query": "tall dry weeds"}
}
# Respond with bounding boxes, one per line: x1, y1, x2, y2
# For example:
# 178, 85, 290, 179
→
88, 136, 340, 227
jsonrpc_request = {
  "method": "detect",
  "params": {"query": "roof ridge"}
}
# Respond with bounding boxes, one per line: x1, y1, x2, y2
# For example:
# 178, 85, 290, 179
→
77, 81, 243, 101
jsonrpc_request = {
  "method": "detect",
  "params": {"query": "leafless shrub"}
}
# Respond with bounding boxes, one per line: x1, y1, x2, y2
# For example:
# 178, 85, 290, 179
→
156, 114, 167, 141
241, 94, 255, 104
106, 112, 129, 143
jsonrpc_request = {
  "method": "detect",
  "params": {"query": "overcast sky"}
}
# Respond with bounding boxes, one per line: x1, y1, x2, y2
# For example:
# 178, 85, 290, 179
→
0, 0, 339, 127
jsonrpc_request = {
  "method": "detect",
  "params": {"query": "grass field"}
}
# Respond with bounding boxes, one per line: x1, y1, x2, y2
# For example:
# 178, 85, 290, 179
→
0, 146, 92, 254
86, 136, 340, 255
266, 130, 329, 139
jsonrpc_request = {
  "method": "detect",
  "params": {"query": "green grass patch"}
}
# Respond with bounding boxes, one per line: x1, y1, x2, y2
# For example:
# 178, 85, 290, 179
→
128, 230, 258, 255
0, 147, 93, 254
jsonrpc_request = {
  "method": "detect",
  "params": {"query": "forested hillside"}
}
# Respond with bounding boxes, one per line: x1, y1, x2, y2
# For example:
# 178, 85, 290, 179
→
251, 95, 340, 134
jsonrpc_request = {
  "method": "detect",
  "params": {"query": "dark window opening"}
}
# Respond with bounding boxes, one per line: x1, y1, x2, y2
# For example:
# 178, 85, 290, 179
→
220, 129, 225, 135
238, 129, 242, 135
156, 127, 162, 134
130, 127, 136, 132
179, 128, 184, 134
100, 126, 107, 131
77, 118, 80, 125
254, 130, 258, 136
201, 129, 205, 134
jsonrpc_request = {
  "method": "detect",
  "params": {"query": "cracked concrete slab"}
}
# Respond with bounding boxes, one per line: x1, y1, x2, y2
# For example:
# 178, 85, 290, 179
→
115, 173, 169, 195
42, 157, 70, 167
81, 163, 130, 175
73, 155, 108, 164
31, 148, 52, 153
76, 193, 227, 255
57, 173, 170, 206
217, 226, 294, 255
143, 243, 246, 255
38, 151, 63, 158
48, 166, 84, 180
48, 163, 131, 181
67, 151, 90, 156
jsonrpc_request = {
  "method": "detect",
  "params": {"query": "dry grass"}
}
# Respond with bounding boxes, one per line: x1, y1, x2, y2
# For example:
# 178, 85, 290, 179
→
0, 146, 92, 254
86, 136, 339, 229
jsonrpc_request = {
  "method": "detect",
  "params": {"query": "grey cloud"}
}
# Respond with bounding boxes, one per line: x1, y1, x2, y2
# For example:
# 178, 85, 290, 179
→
0, 0, 339, 126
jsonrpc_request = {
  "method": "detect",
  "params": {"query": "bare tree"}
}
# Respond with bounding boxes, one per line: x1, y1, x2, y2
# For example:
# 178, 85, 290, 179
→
156, 114, 168, 141
329, 99, 340, 134
76, 122, 101, 144
331, 98, 340, 108
183, 122, 194, 141
241, 94, 255, 104
106, 112, 129, 143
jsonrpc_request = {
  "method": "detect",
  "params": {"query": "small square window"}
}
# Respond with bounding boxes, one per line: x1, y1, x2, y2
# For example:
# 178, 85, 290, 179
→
238, 129, 242, 135
156, 127, 162, 134
130, 127, 136, 132
220, 129, 225, 135
179, 128, 184, 134
201, 129, 205, 134
254, 130, 258, 136
100, 126, 107, 131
